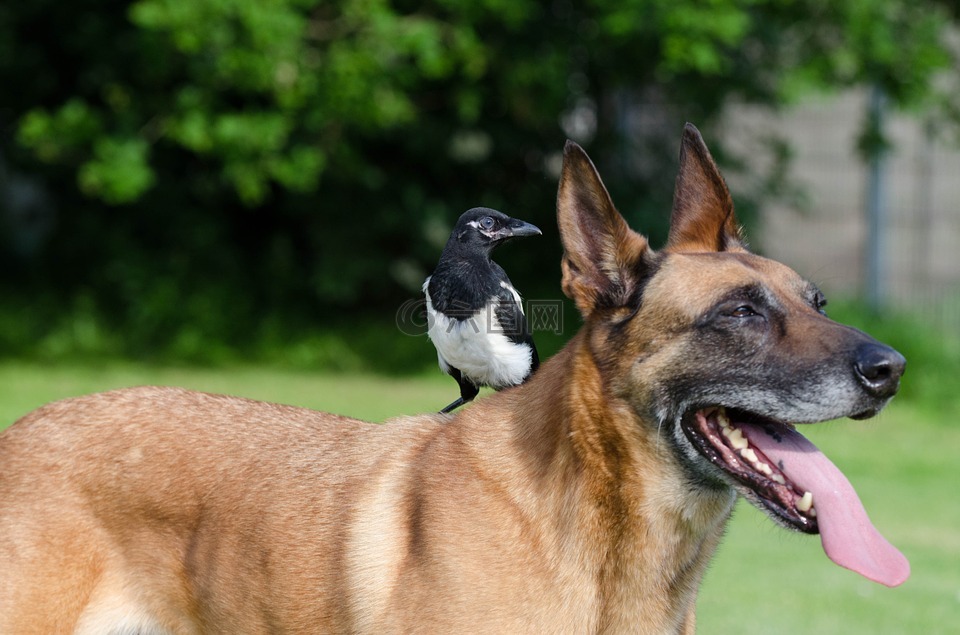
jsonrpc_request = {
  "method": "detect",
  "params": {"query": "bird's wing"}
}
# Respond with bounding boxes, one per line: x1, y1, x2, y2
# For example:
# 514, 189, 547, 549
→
493, 281, 539, 372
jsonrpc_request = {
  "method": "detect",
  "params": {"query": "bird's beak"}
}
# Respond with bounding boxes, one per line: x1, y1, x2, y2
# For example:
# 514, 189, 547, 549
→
497, 219, 542, 240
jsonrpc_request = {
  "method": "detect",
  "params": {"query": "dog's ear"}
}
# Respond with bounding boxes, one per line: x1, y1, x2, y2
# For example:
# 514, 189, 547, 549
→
665, 123, 746, 253
557, 141, 651, 316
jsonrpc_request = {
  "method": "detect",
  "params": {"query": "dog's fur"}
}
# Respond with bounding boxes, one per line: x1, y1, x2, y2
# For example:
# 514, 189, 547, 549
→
0, 126, 903, 634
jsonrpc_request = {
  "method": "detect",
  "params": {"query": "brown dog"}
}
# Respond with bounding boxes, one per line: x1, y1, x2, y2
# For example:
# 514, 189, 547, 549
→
0, 125, 908, 634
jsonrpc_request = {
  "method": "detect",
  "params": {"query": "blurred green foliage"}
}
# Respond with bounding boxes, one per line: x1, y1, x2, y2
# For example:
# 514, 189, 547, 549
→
1, 0, 958, 363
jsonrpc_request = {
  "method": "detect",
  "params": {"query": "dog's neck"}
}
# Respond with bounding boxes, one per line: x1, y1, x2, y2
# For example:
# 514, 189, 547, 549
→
460, 332, 736, 632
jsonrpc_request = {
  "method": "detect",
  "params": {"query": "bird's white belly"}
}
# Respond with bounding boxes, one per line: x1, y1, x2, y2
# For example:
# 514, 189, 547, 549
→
425, 299, 532, 389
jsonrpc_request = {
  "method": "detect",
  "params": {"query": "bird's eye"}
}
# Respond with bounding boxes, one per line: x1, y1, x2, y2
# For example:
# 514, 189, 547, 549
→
479, 216, 496, 231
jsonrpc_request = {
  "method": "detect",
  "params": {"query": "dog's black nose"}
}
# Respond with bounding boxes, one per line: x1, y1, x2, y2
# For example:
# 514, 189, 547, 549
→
854, 343, 906, 398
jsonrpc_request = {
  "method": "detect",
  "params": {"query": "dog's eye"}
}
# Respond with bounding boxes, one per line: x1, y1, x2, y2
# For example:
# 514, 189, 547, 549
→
730, 305, 758, 318
814, 293, 828, 315
479, 216, 496, 231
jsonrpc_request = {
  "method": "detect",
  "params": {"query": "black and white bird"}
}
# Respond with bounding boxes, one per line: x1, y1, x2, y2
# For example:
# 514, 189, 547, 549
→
424, 208, 541, 414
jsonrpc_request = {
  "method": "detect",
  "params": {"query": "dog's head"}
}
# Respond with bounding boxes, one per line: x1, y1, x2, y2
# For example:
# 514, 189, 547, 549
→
557, 124, 909, 587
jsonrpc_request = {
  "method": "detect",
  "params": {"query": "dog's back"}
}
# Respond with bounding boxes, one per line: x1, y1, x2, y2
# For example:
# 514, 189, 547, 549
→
0, 364, 614, 634
0, 387, 418, 632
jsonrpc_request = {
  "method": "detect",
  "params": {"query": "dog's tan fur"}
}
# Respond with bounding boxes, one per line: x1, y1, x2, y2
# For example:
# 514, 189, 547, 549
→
0, 126, 901, 634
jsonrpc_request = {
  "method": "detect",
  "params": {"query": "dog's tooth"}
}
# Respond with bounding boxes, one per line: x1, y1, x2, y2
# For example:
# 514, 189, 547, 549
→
727, 427, 748, 450
741, 447, 758, 464
797, 491, 814, 513
757, 461, 772, 475
809, 508, 817, 518
771, 473, 786, 485
717, 408, 731, 429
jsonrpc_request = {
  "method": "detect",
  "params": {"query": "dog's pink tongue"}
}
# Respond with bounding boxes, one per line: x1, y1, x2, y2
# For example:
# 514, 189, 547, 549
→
740, 422, 910, 587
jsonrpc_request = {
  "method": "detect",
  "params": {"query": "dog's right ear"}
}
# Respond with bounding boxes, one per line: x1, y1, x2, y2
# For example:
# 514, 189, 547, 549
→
665, 123, 745, 253
557, 141, 651, 317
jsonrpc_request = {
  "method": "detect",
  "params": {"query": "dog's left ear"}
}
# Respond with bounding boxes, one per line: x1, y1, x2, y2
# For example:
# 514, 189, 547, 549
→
665, 123, 746, 253
557, 141, 651, 317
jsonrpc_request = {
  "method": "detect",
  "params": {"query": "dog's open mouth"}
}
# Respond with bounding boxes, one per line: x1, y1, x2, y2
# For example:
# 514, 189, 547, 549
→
682, 407, 817, 532
681, 406, 910, 588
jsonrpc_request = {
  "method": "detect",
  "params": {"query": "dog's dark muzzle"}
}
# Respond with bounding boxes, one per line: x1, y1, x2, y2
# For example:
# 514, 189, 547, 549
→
853, 342, 906, 400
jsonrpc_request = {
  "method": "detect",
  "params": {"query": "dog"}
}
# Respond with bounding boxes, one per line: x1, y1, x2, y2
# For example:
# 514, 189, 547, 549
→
0, 124, 908, 634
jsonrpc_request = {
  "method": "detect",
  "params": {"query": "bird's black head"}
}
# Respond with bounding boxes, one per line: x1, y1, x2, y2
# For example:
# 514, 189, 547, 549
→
448, 207, 541, 255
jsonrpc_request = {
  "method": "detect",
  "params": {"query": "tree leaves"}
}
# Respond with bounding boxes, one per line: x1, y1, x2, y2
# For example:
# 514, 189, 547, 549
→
3, 0, 959, 357
78, 137, 155, 204
13, 0, 958, 207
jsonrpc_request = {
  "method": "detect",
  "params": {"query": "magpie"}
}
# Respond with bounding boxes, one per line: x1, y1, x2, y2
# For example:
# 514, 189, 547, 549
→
423, 207, 541, 414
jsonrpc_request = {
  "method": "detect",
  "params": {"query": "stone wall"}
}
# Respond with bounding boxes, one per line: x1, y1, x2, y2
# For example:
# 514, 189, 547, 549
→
723, 90, 960, 328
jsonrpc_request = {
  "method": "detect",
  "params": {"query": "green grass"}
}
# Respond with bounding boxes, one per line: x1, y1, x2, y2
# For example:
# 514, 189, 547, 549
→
0, 362, 956, 633
0, 362, 457, 424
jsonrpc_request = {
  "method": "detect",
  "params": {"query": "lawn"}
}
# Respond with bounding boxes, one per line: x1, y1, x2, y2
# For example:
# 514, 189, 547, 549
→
0, 362, 956, 633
